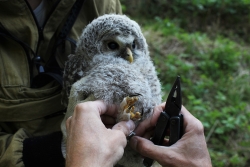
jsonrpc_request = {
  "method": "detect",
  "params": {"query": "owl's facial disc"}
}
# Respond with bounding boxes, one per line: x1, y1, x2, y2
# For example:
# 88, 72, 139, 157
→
100, 34, 140, 63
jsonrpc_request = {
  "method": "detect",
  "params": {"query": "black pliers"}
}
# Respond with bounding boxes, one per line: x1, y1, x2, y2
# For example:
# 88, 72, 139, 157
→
143, 76, 183, 167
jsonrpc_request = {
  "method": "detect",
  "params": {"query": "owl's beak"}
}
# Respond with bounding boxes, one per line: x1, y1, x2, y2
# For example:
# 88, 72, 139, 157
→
125, 47, 133, 63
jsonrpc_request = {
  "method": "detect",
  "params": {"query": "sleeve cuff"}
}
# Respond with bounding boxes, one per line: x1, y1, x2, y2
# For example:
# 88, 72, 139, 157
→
22, 131, 65, 167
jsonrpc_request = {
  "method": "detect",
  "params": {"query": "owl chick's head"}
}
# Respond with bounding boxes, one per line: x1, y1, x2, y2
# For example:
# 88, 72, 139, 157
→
75, 14, 149, 66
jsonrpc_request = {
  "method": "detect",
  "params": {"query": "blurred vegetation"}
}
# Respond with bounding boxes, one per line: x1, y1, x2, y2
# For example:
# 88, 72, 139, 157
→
120, 0, 250, 166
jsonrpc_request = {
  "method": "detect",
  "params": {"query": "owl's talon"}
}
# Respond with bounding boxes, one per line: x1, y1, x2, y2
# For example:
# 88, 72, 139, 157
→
119, 96, 141, 121
130, 112, 141, 121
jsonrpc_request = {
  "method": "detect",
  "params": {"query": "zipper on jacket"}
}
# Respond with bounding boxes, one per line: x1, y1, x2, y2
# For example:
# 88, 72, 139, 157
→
23, 0, 60, 77
24, 0, 61, 56
23, 0, 47, 81
24, 0, 44, 55
38, 27, 44, 41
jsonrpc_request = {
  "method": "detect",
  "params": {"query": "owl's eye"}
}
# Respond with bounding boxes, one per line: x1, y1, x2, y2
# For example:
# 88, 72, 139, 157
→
132, 41, 136, 49
108, 42, 119, 50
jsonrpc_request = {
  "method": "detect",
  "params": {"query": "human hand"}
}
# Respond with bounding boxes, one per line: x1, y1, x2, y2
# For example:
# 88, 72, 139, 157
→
65, 101, 135, 167
129, 103, 212, 167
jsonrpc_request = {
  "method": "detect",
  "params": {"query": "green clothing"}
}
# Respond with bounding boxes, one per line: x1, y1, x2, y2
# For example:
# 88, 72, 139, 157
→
0, 0, 122, 166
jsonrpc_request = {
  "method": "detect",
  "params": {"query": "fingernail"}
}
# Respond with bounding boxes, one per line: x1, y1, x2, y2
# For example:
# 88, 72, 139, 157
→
126, 120, 135, 131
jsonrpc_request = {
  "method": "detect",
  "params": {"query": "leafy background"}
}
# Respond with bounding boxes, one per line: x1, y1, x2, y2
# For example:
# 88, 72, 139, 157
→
120, 0, 250, 166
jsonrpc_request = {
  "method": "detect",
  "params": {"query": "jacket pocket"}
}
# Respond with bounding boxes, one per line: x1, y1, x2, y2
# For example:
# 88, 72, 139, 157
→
0, 37, 30, 87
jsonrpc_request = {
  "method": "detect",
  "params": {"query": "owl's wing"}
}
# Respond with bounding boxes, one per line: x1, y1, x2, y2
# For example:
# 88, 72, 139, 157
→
141, 61, 162, 105
61, 54, 84, 106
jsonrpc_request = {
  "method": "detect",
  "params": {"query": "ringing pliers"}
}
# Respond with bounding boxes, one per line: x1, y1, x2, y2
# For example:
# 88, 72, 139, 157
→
143, 76, 183, 167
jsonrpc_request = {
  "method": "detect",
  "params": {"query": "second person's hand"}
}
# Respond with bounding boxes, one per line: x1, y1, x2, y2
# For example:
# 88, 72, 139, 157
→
129, 103, 212, 167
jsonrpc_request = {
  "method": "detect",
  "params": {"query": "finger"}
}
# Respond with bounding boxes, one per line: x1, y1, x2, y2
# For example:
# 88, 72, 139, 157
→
180, 105, 194, 125
89, 100, 119, 116
133, 118, 151, 136
181, 105, 203, 131
150, 102, 165, 126
75, 101, 119, 119
66, 116, 72, 133
130, 136, 176, 164
134, 103, 164, 136
142, 128, 154, 139
112, 120, 135, 136
129, 136, 164, 160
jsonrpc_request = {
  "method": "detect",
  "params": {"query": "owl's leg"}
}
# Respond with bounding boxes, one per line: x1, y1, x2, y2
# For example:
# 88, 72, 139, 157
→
117, 96, 141, 122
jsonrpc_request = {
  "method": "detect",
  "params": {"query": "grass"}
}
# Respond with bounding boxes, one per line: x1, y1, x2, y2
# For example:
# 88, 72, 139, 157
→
137, 17, 250, 167
120, 1, 250, 165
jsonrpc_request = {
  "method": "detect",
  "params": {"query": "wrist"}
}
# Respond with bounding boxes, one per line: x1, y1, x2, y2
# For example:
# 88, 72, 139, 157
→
66, 157, 100, 167
65, 144, 115, 167
66, 154, 112, 167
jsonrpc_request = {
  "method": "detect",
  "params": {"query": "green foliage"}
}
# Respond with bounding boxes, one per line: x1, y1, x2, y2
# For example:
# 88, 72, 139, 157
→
121, 0, 250, 17
121, 0, 250, 166
121, 4, 126, 13
138, 17, 250, 166
120, 0, 250, 43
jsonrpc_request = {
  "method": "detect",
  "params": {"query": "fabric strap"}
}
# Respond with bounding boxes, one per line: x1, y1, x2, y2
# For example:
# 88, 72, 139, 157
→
33, 0, 85, 87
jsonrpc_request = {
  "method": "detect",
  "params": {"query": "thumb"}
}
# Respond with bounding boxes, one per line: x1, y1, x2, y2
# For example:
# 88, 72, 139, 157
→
129, 136, 174, 162
112, 120, 135, 136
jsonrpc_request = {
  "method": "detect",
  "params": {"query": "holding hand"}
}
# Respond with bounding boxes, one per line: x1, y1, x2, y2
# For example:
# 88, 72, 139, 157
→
65, 101, 135, 167
130, 103, 212, 167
